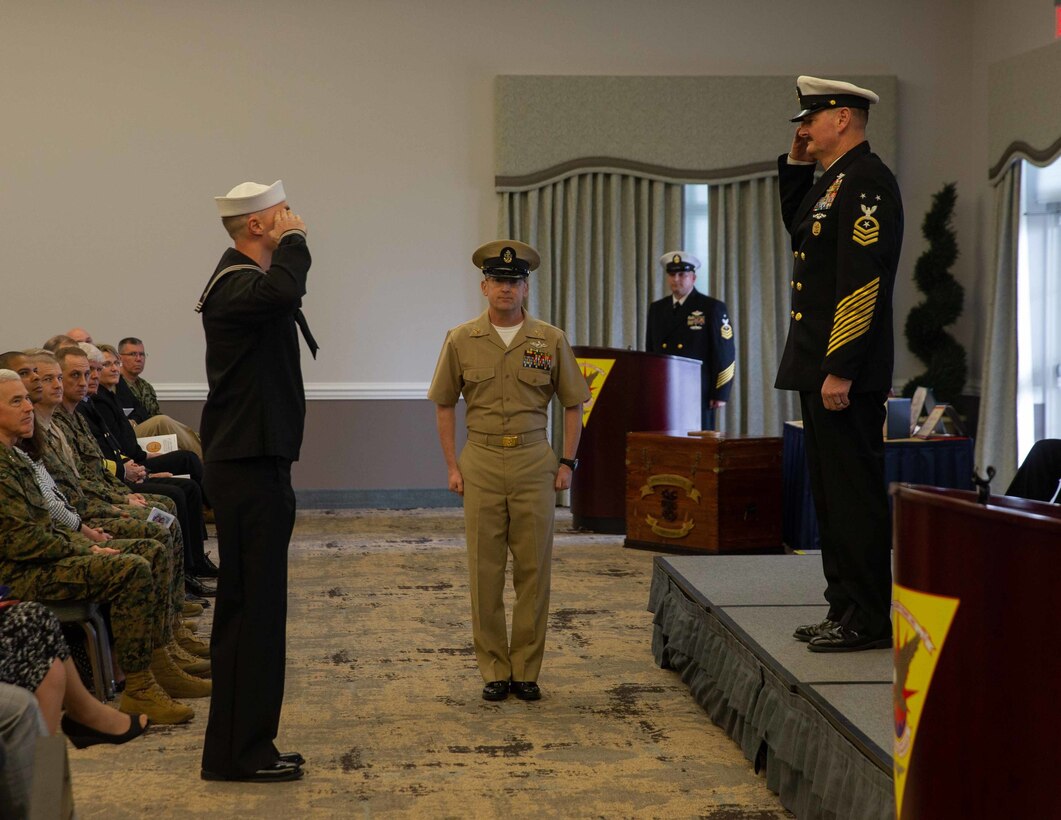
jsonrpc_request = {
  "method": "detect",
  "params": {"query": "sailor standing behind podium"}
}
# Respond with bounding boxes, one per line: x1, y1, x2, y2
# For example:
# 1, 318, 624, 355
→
198, 180, 317, 783
645, 252, 735, 430
429, 240, 589, 703
777, 76, 903, 652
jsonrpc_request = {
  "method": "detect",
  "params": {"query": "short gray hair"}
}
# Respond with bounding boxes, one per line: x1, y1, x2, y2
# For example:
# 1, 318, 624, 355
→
78, 342, 104, 364
0, 369, 21, 384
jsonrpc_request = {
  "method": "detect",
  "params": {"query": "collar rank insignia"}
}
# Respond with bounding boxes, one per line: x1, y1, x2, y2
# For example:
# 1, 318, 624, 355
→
687, 310, 705, 329
852, 203, 880, 247
720, 316, 733, 340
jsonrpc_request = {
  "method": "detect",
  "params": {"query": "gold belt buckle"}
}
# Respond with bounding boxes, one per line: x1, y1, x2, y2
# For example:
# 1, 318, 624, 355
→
501, 435, 519, 448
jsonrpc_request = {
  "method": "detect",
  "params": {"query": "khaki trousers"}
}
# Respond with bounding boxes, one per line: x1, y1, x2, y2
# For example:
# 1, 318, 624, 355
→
133, 415, 204, 460
459, 438, 557, 683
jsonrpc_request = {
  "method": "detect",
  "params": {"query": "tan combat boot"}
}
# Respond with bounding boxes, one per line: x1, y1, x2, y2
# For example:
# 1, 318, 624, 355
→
182, 600, 204, 617
168, 642, 211, 677
120, 669, 194, 725
150, 648, 212, 698
175, 623, 210, 658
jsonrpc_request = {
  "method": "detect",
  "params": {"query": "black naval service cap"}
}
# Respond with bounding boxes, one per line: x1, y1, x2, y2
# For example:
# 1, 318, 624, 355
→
790, 75, 879, 122
473, 240, 541, 280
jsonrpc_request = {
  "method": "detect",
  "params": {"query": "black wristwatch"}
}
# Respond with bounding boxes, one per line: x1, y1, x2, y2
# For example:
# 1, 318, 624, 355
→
559, 458, 579, 471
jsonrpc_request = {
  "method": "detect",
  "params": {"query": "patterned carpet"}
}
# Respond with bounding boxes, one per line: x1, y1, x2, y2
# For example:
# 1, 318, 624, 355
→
68, 508, 790, 819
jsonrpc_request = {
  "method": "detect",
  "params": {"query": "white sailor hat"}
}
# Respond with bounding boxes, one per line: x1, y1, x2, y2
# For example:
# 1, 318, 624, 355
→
659, 250, 700, 273
790, 76, 879, 122
473, 239, 541, 279
214, 180, 286, 217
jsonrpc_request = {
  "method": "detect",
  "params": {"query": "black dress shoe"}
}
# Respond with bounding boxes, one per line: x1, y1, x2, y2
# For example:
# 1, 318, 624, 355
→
482, 680, 509, 701
793, 618, 840, 643
807, 624, 892, 653
510, 681, 541, 701
185, 592, 210, 608
186, 576, 217, 597
201, 761, 303, 783
61, 713, 148, 749
193, 555, 220, 579
278, 751, 305, 766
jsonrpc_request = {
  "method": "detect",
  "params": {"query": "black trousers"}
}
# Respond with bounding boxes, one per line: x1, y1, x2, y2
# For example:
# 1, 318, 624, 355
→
136, 476, 206, 572
201, 457, 295, 777
799, 390, 892, 637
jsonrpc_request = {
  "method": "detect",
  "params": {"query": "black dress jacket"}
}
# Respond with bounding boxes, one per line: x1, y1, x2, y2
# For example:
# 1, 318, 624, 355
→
646, 289, 735, 403
199, 233, 311, 463
774, 141, 903, 393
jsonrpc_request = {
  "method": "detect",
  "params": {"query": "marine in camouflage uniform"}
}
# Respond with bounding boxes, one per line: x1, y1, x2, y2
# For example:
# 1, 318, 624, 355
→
0, 441, 164, 674
35, 418, 184, 633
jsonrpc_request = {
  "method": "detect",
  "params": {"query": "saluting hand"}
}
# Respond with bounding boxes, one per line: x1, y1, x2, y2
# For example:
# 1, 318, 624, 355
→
789, 128, 813, 164
268, 207, 307, 246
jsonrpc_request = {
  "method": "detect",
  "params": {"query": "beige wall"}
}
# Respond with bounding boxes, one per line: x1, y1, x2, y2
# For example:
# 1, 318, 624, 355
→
4, 0, 1056, 489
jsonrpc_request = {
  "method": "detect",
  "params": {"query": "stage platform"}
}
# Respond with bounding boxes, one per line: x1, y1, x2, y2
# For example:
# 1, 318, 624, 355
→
648, 554, 894, 820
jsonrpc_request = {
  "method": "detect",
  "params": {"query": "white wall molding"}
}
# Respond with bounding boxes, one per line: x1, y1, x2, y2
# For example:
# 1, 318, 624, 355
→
156, 382, 431, 402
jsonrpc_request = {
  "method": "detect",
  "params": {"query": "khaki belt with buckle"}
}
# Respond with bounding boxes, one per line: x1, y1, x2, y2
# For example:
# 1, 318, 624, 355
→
467, 429, 547, 448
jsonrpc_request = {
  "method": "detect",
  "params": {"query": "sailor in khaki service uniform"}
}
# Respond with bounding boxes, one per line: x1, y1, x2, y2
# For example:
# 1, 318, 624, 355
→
429, 240, 589, 702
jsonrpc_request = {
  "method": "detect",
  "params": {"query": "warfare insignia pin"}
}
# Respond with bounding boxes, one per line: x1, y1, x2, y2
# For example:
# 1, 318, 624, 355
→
529, 339, 547, 349
687, 310, 705, 329
852, 203, 880, 246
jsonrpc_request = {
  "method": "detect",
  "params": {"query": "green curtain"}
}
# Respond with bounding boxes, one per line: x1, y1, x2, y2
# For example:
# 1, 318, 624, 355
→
709, 174, 799, 436
498, 173, 683, 345
975, 161, 1021, 487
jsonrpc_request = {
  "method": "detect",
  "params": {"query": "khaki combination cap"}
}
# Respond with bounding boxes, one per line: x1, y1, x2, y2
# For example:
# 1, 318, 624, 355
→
473, 240, 541, 279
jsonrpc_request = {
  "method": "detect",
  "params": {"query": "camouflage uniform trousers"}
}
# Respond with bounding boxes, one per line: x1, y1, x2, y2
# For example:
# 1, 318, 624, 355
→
87, 516, 184, 644
5, 538, 169, 673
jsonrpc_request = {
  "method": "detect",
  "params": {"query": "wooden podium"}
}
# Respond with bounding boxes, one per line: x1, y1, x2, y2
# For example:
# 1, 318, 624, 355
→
571, 347, 700, 533
891, 485, 1061, 818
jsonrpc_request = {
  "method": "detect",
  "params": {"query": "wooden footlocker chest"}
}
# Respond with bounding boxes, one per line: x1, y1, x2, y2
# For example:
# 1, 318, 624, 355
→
625, 431, 783, 554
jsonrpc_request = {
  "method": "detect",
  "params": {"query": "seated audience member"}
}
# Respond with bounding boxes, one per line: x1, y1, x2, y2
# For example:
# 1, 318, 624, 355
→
65, 328, 92, 344
27, 352, 208, 633
0, 683, 47, 817
15, 373, 208, 677
52, 347, 216, 608
1005, 439, 1061, 504
98, 343, 205, 473
42, 335, 74, 353
75, 345, 217, 592
116, 337, 203, 459
0, 370, 198, 724
0, 600, 148, 745
0, 352, 42, 405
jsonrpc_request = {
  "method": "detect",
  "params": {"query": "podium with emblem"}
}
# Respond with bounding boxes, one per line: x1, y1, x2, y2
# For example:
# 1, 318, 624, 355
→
624, 431, 783, 553
570, 347, 701, 533
891, 485, 1061, 818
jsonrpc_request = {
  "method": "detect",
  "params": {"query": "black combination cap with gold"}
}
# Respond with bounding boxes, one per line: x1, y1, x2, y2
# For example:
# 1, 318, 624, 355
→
790, 75, 879, 122
472, 239, 541, 280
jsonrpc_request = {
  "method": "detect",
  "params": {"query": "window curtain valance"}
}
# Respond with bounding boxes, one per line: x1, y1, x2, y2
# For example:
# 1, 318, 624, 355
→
988, 41, 1061, 181
495, 75, 898, 190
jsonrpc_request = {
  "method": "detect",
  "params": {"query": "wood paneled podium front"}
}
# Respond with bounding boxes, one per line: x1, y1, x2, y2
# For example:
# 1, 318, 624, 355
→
571, 347, 701, 533
891, 486, 1061, 818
